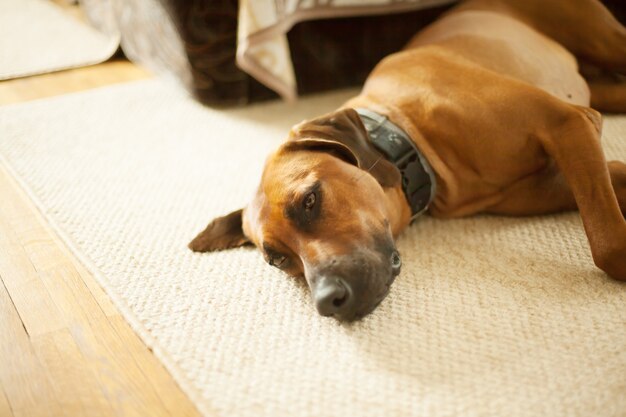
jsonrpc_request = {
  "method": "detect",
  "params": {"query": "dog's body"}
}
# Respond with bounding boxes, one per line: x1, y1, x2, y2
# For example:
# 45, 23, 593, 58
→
191, 0, 626, 321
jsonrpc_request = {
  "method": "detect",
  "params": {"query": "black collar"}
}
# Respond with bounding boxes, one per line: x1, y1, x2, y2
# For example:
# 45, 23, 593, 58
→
356, 108, 436, 221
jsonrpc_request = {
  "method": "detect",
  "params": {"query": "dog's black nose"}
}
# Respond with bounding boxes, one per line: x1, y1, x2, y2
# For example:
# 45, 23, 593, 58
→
313, 276, 351, 317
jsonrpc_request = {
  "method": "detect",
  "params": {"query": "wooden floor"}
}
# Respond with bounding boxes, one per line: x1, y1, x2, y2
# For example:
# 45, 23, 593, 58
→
0, 6, 202, 417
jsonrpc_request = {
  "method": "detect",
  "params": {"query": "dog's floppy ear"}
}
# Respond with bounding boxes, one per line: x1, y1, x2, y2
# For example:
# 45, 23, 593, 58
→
287, 108, 400, 188
188, 209, 250, 252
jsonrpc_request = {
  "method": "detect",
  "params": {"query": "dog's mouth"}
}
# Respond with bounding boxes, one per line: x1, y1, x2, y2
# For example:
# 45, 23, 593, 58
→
349, 254, 399, 319
352, 289, 391, 320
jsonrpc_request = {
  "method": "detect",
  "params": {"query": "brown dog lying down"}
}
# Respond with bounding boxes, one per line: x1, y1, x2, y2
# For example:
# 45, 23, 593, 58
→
190, 0, 626, 321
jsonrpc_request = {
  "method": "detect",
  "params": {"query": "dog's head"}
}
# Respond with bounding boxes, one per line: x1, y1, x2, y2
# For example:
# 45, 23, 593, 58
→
189, 108, 412, 321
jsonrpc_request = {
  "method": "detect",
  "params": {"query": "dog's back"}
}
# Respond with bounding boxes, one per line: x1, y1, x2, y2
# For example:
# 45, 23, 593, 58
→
405, 9, 590, 106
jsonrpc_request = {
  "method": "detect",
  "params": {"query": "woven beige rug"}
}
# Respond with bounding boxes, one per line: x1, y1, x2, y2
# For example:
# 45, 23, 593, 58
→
0, 79, 624, 417
0, 0, 119, 80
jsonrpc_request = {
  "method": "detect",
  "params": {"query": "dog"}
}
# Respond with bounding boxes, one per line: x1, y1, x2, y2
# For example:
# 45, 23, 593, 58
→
189, 0, 626, 321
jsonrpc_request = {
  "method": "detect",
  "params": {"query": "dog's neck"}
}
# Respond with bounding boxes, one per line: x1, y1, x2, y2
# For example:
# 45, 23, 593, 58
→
355, 108, 437, 223
383, 185, 414, 238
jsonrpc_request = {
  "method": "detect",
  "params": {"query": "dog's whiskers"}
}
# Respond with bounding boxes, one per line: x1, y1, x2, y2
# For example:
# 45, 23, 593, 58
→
351, 156, 382, 183
366, 157, 382, 174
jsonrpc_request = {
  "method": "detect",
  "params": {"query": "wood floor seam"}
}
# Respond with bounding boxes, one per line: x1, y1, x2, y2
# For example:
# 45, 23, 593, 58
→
0, 274, 31, 339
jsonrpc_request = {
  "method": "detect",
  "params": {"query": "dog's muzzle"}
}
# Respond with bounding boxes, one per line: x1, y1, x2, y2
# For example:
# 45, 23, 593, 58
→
310, 250, 402, 321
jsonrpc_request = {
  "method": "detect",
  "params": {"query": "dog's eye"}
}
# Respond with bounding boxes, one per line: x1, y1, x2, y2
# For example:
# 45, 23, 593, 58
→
303, 192, 316, 211
269, 254, 287, 268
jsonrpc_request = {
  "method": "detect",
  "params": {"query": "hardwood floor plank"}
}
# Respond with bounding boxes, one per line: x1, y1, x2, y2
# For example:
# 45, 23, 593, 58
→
0, 165, 118, 318
74, 260, 119, 317
0, 213, 41, 290
0, 61, 149, 106
0, 279, 64, 417
12, 404, 67, 417
0, 179, 67, 338
109, 316, 207, 417
0, 235, 65, 336
0, 386, 14, 417
31, 329, 116, 417
86, 316, 173, 417
6, 278, 67, 337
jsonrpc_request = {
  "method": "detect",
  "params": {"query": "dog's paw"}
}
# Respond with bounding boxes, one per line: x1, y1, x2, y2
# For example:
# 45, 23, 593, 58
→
594, 235, 626, 281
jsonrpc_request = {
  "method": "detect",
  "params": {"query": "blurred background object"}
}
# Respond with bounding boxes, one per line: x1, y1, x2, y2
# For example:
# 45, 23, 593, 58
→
5, 0, 624, 107
79, 0, 458, 106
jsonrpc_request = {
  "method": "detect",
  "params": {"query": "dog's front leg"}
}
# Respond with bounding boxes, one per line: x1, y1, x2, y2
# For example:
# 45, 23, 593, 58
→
608, 161, 626, 216
540, 104, 626, 280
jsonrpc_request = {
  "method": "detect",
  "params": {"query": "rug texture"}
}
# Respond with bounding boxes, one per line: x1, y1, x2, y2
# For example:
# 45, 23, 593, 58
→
0, 0, 119, 80
0, 79, 625, 417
